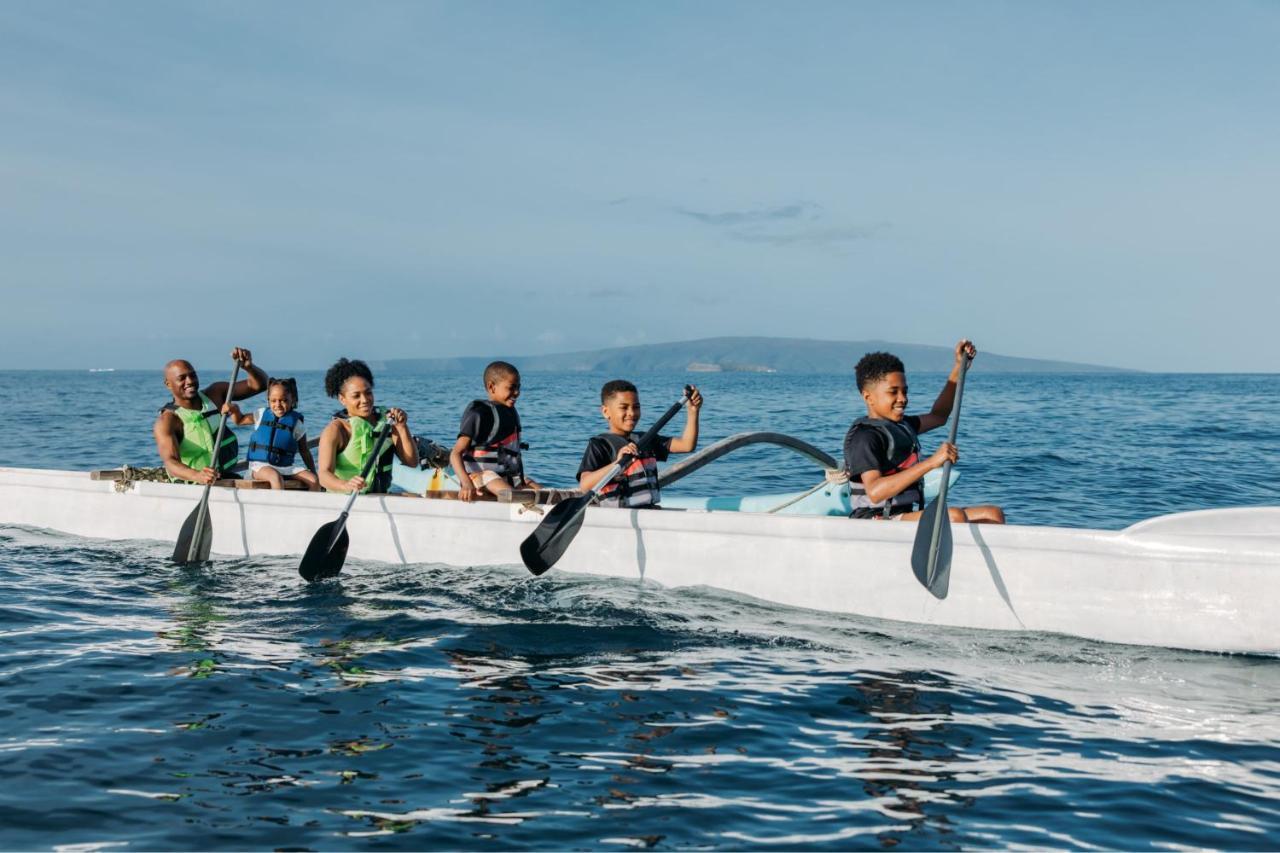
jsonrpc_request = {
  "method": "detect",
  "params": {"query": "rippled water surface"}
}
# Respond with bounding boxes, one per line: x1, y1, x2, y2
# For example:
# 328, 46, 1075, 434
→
2, 369, 1279, 849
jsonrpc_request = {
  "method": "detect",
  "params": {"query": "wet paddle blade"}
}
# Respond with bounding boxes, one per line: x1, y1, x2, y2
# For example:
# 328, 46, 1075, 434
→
172, 503, 212, 565
299, 522, 350, 582
520, 495, 592, 576
911, 498, 953, 599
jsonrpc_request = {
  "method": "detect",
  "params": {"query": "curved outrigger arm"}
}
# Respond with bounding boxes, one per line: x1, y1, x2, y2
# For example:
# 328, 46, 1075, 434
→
656, 431, 838, 490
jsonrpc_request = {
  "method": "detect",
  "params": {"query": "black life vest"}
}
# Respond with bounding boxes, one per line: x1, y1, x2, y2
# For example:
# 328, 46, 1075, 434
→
246, 409, 303, 467
592, 433, 662, 509
460, 400, 526, 486
846, 417, 924, 518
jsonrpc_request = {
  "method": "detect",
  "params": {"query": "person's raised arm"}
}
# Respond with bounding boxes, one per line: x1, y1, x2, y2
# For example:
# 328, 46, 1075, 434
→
154, 412, 216, 485
206, 347, 268, 406
667, 386, 702, 453
917, 340, 975, 433
387, 408, 418, 467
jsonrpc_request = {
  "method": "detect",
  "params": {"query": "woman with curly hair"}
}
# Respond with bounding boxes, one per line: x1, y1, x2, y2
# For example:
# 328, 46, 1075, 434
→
317, 357, 418, 494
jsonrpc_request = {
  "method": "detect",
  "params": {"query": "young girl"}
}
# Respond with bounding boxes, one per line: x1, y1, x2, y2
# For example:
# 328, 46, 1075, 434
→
318, 357, 418, 494
224, 377, 319, 491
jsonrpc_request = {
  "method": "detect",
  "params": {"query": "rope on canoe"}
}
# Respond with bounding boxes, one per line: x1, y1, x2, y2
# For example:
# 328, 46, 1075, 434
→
764, 468, 849, 514
112, 466, 170, 493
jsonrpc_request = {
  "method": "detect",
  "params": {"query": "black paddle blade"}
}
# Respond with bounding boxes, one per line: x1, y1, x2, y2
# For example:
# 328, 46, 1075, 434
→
520, 495, 592, 576
299, 522, 350, 582
172, 504, 212, 565
911, 499, 954, 599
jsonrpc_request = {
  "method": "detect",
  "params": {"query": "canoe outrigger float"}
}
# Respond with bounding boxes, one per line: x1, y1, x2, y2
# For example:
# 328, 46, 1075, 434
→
1, 431, 1277, 656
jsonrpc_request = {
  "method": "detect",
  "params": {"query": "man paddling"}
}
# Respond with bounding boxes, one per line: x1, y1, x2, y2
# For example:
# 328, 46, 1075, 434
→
154, 348, 268, 484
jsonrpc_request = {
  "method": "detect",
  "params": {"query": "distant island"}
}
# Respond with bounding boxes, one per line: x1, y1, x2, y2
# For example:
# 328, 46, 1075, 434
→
379, 336, 1132, 375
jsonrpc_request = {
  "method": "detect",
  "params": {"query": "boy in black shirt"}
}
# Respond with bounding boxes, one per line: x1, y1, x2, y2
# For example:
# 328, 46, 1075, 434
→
577, 380, 703, 508
844, 340, 1004, 523
451, 361, 544, 501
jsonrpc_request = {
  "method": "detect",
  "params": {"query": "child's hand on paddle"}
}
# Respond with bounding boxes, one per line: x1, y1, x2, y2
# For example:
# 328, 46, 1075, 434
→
687, 386, 703, 410
614, 443, 640, 465
221, 401, 242, 419
929, 442, 959, 469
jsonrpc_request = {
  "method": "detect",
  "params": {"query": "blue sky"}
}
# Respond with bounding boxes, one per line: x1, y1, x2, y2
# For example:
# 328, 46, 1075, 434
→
2, 1, 1277, 371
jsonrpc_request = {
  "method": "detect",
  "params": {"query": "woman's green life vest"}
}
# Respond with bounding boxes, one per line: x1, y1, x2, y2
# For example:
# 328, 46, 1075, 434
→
160, 393, 239, 481
331, 409, 394, 494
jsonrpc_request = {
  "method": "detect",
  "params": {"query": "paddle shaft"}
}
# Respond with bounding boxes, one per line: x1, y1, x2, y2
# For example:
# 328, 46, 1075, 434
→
184, 362, 241, 556
325, 420, 395, 551
922, 356, 971, 571
585, 386, 693, 500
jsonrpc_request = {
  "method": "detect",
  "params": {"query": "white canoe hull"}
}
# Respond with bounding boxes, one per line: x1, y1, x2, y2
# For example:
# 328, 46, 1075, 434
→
2, 466, 1278, 655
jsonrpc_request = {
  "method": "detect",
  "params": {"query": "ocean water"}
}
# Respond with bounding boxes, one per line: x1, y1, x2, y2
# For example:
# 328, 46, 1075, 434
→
1, 369, 1279, 850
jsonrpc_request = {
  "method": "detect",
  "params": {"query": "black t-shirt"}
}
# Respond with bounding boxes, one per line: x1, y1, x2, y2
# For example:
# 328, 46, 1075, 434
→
843, 415, 921, 478
458, 400, 521, 445
576, 432, 672, 479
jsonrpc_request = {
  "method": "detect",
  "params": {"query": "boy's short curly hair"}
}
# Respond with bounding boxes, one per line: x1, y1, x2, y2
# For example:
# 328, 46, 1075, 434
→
324, 357, 375, 398
601, 379, 638, 403
855, 352, 906, 391
483, 360, 519, 387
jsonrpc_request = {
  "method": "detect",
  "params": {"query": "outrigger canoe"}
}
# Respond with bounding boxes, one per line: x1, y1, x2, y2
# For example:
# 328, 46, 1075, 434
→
1, 431, 1277, 655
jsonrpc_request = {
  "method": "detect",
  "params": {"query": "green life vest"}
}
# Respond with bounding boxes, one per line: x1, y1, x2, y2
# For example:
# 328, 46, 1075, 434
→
160, 393, 239, 480
331, 409, 394, 494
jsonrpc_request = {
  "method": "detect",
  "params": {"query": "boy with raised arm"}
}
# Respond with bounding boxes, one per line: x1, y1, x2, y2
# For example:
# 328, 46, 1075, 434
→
154, 347, 267, 484
577, 380, 703, 509
451, 361, 544, 502
845, 340, 1005, 523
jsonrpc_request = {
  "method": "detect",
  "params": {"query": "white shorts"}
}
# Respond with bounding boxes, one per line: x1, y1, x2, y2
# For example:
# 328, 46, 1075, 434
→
249, 461, 307, 477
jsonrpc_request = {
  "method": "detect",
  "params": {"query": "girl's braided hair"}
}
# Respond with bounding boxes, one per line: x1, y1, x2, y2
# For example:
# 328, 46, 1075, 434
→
267, 376, 299, 403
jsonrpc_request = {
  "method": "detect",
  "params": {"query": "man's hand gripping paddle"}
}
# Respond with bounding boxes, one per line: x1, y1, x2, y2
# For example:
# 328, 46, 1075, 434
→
520, 386, 694, 576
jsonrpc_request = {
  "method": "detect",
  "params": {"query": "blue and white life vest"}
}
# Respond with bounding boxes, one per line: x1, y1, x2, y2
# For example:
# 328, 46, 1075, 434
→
246, 409, 303, 467
847, 417, 924, 518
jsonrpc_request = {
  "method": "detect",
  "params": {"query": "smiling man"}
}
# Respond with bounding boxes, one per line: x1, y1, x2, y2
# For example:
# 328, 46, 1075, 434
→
153, 347, 268, 484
